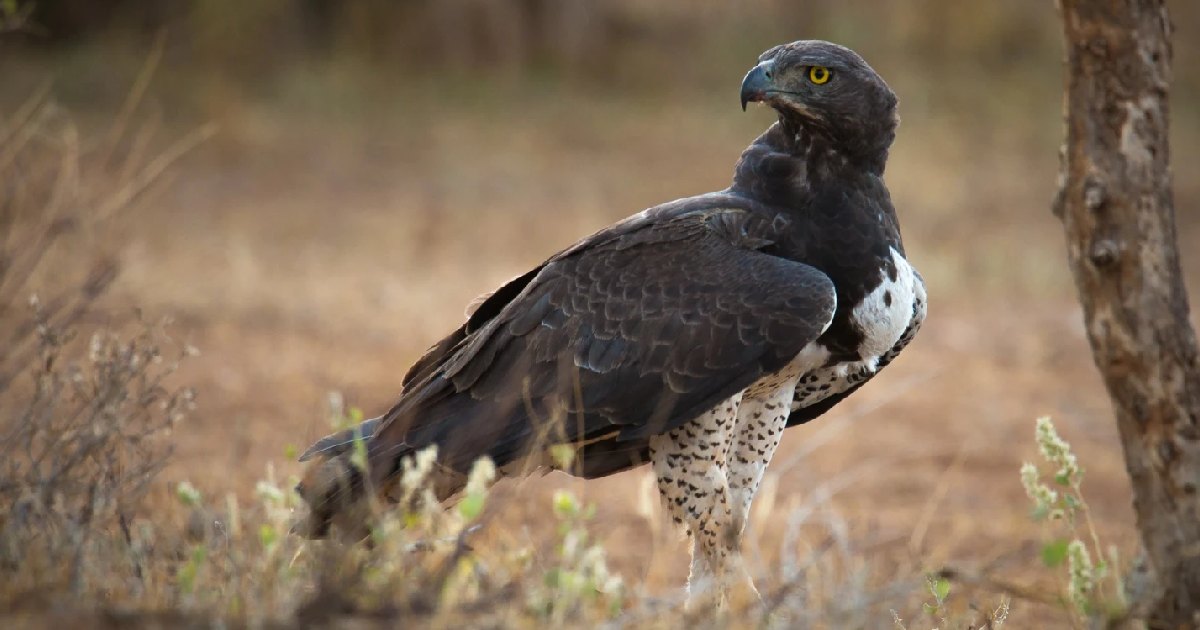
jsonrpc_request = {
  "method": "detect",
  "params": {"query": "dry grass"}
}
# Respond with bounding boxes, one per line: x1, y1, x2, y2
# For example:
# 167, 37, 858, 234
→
3, 4, 1200, 626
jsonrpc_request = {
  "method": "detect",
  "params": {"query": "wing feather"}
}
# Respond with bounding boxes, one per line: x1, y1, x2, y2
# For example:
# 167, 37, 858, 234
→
363, 203, 836, 484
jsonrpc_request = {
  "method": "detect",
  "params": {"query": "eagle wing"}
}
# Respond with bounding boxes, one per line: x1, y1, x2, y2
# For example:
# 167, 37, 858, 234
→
366, 204, 838, 481
349, 202, 835, 484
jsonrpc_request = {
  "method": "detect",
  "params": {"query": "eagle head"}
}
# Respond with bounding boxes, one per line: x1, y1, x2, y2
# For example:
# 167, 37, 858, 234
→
741, 40, 899, 161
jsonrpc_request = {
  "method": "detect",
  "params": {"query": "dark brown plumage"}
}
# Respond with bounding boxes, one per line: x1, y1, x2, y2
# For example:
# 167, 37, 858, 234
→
296, 39, 925, 605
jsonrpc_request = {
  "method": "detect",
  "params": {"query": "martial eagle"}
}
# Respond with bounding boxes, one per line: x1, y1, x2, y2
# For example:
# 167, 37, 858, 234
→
295, 40, 926, 605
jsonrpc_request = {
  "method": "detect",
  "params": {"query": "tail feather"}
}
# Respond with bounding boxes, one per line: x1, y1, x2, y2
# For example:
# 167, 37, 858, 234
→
292, 454, 372, 540
298, 416, 382, 462
293, 414, 466, 540
293, 416, 389, 541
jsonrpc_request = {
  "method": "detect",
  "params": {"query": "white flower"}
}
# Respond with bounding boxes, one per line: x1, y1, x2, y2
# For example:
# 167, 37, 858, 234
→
401, 444, 439, 497
466, 457, 496, 495
176, 481, 202, 506
1067, 539, 1094, 613
1035, 416, 1080, 485
88, 332, 104, 363
1020, 462, 1058, 510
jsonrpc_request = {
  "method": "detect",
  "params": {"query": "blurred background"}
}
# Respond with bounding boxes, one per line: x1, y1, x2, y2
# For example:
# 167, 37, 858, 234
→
2, 0, 1198, 623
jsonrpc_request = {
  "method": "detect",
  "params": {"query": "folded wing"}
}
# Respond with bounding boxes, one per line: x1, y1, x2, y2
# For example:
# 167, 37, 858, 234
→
302, 204, 837, 486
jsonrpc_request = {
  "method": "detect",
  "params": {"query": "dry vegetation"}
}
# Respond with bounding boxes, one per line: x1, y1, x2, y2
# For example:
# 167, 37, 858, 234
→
1, 1, 1199, 627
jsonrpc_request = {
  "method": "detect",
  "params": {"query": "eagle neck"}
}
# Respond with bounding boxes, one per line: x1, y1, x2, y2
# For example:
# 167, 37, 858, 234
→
779, 117, 890, 177
731, 121, 888, 207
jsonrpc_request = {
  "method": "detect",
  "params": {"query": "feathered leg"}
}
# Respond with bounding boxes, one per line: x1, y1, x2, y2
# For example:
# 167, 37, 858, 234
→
726, 386, 794, 539
649, 392, 752, 608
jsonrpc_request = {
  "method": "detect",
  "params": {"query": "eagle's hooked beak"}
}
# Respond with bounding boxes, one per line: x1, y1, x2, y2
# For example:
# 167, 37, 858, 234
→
740, 60, 775, 111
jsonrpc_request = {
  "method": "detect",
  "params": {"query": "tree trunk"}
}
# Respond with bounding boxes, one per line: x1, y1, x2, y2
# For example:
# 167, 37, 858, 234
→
1054, 1, 1200, 627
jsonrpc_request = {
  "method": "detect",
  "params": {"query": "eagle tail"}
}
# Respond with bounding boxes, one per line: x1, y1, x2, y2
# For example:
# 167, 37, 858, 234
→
297, 416, 382, 462
293, 414, 469, 540
293, 417, 384, 540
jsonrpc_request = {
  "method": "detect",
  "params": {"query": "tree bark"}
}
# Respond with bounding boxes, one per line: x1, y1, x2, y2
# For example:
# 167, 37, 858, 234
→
1054, 1, 1200, 627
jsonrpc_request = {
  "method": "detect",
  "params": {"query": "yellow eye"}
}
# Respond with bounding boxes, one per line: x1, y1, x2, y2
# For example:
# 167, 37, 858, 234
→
809, 66, 831, 84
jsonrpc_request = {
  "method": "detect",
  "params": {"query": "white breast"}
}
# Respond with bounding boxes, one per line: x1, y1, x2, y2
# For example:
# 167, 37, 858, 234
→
852, 247, 919, 364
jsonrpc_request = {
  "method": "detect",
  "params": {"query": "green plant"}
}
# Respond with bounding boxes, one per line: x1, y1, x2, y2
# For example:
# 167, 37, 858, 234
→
1020, 416, 1126, 625
890, 576, 1008, 630
527, 488, 625, 622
